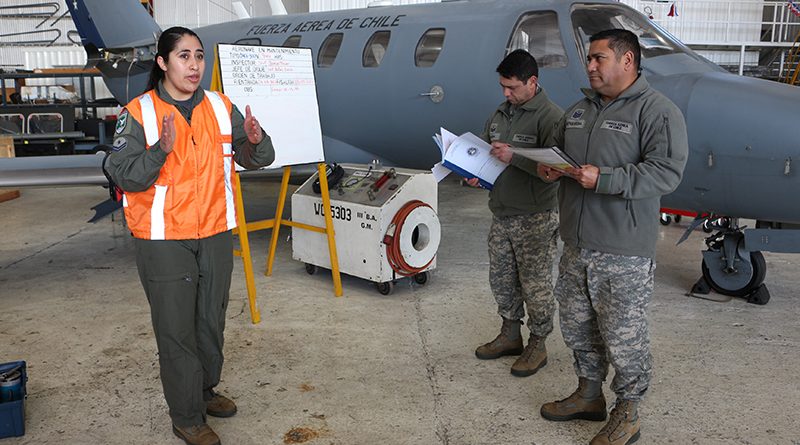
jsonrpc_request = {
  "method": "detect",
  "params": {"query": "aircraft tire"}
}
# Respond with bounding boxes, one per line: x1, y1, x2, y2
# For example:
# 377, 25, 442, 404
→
701, 251, 767, 297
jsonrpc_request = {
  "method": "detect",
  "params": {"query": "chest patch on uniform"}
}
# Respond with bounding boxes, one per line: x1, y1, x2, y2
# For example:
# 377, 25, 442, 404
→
512, 134, 537, 144
600, 120, 633, 134
112, 136, 127, 152
566, 120, 585, 129
489, 123, 500, 141
115, 109, 129, 134
570, 109, 585, 119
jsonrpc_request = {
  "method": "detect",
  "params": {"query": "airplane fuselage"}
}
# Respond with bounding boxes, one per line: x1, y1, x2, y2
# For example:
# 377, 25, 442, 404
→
83, 0, 800, 225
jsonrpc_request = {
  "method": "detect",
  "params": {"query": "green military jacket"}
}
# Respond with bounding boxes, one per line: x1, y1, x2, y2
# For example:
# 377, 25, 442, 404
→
551, 74, 689, 258
480, 88, 563, 217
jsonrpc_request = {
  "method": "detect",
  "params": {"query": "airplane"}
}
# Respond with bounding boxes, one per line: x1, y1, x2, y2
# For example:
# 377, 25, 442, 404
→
3, 0, 800, 303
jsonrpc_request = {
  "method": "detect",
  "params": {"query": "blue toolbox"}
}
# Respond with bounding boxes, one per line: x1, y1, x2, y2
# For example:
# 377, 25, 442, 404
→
0, 361, 26, 438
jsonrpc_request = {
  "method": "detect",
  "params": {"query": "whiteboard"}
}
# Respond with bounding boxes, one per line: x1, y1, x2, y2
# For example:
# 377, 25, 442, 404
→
217, 44, 325, 168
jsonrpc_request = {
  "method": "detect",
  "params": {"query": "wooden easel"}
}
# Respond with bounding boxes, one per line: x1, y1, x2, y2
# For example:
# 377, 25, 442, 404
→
211, 51, 343, 325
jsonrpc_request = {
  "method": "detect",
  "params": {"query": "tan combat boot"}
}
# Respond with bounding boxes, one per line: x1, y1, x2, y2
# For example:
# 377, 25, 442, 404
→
206, 392, 237, 418
475, 318, 523, 360
172, 423, 221, 445
510, 334, 547, 377
590, 399, 640, 445
540, 377, 607, 421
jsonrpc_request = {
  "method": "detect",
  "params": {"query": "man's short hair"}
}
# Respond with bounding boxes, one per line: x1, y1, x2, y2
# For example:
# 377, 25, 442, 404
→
590, 29, 641, 71
496, 49, 539, 82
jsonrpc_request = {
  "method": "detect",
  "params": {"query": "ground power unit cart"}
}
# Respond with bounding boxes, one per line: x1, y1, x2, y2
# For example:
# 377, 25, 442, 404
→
292, 163, 440, 294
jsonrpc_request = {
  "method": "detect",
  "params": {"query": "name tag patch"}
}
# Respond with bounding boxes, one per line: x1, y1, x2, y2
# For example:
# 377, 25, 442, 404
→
566, 120, 585, 129
601, 120, 633, 134
512, 134, 537, 144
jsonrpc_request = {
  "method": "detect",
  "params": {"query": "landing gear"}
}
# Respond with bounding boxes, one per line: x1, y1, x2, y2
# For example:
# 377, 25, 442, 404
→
697, 221, 768, 302
701, 250, 766, 297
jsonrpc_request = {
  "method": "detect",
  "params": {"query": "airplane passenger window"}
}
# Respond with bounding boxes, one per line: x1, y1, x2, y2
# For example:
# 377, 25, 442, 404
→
283, 35, 301, 47
508, 11, 567, 68
415, 28, 445, 67
363, 31, 391, 67
318, 33, 344, 67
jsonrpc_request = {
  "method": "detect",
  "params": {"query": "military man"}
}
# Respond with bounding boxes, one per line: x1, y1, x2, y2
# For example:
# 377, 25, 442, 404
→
537, 29, 688, 444
470, 49, 563, 378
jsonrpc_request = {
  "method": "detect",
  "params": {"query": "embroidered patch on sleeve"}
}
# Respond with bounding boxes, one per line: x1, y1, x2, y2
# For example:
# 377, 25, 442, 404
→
112, 136, 128, 152
115, 109, 129, 134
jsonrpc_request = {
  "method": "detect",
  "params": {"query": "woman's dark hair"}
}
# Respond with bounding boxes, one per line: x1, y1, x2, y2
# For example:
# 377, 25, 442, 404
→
145, 26, 204, 92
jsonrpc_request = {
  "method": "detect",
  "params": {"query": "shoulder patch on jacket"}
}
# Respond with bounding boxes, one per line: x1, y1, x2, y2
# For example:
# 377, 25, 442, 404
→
115, 109, 129, 134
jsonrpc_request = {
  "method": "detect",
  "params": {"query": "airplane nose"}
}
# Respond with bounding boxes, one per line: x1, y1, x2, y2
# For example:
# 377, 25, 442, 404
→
654, 71, 800, 222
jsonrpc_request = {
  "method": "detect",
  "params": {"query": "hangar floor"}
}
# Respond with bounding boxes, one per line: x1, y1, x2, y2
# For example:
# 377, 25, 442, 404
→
0, 177, 798, 445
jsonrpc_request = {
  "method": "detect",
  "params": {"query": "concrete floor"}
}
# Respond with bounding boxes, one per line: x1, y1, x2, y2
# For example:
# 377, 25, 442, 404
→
0, 177, 798, 445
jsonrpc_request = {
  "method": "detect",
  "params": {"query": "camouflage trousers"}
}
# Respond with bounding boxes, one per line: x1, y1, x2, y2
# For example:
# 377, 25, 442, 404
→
488, 211, 559, 337
555, 244, 655, 401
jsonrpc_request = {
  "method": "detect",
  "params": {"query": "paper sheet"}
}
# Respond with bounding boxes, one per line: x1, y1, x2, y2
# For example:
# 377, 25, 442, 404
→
511, 146, 580, 171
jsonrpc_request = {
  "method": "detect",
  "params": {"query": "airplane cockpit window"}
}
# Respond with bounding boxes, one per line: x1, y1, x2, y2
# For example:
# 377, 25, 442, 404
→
318, 33, 344, 67
508, 11, 567, 68
363, 31, 391, 67
235, 38, 261, 46
570, 4, 715, 67
283, 35, 301, 47
415, 28, 445, 67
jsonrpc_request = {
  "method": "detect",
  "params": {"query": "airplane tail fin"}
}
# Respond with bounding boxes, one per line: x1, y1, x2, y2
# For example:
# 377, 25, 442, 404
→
65, 0, 161, 51
64, 0, 161, 104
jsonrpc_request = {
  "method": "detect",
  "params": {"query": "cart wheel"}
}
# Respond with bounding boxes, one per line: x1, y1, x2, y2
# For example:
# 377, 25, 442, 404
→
659, 213, 671, 226
413, 272, 429, 285
674, 214, 682, 223
304, 263, 317, 275
376, 281, 394, 295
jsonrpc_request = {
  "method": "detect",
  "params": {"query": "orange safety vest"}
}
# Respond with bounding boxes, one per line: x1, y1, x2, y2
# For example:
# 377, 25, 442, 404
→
122, 90, 236, 240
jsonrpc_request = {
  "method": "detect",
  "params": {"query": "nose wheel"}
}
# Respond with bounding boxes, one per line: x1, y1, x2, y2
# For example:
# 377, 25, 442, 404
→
701, 250, 766, 297
695, 225, 769, 303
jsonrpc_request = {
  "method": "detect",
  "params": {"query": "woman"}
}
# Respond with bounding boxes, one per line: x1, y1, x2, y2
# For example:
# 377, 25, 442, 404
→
105, 26, 275, 445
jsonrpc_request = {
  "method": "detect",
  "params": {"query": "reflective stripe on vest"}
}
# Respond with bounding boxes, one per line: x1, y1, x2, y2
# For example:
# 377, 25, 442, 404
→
204, 90, 236, 231
137, 90, 236, 239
